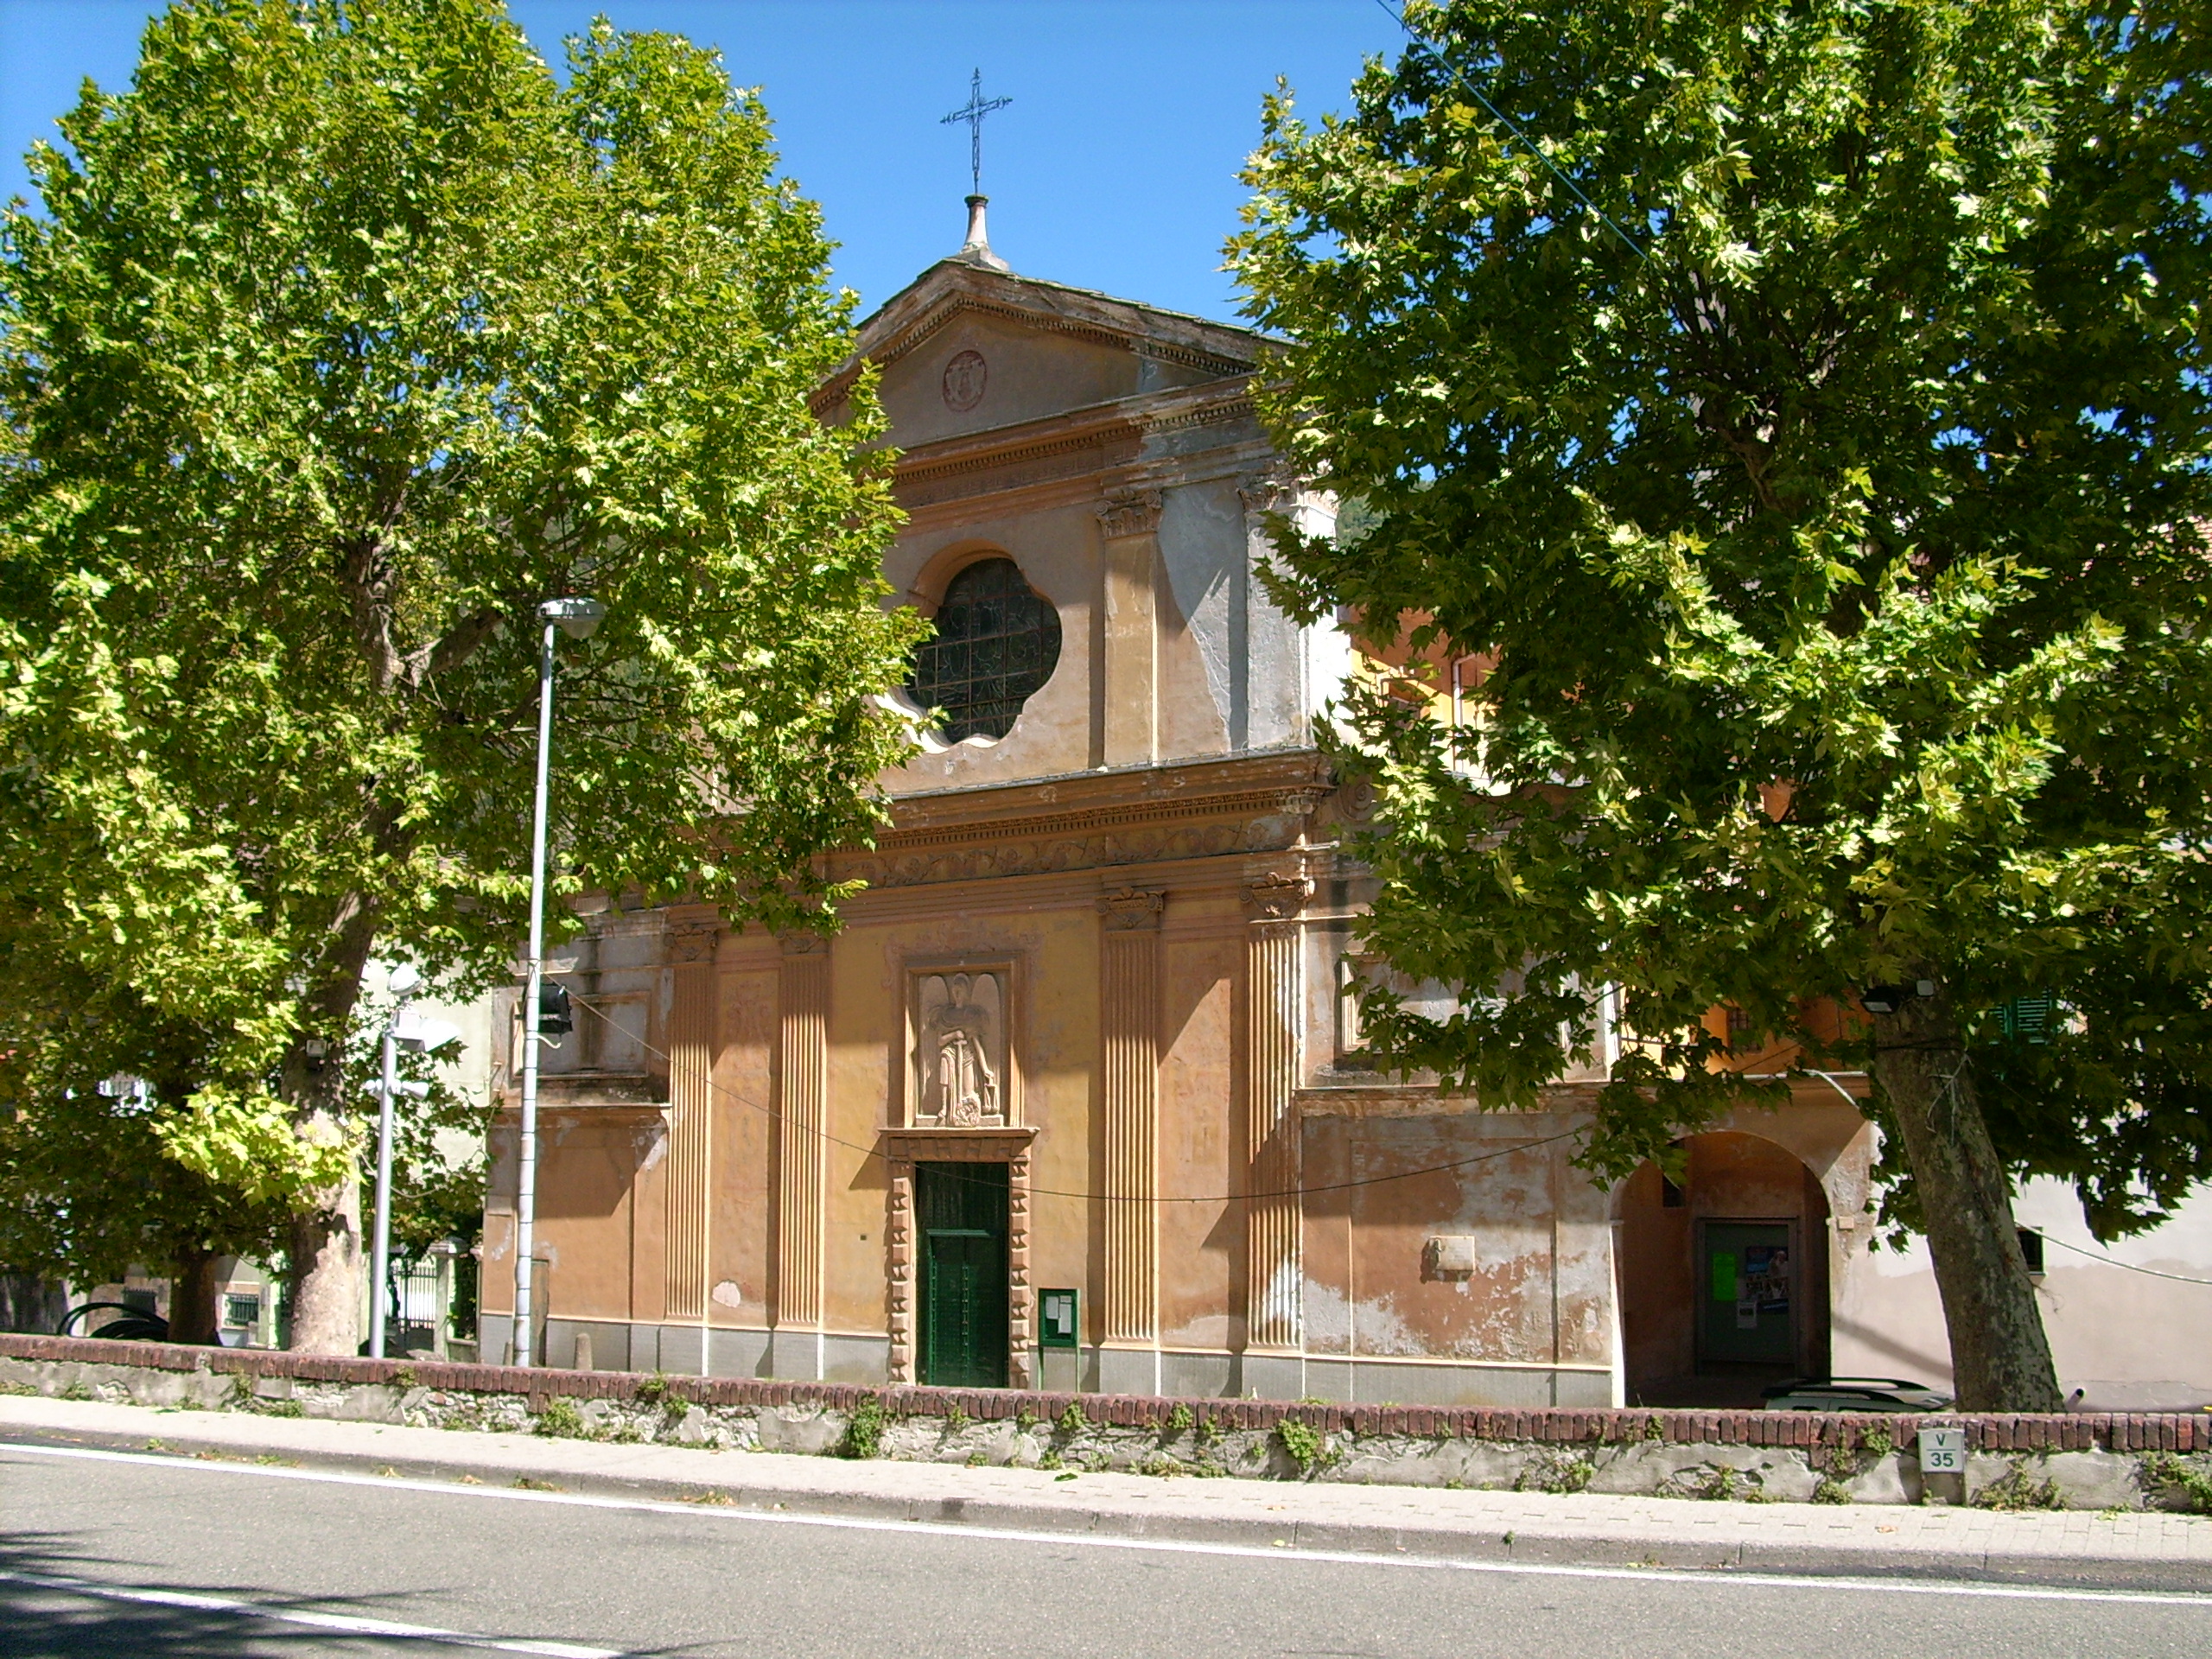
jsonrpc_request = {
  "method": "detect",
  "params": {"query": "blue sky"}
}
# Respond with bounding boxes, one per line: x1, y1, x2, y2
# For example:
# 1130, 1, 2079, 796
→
0, 0, 1400, 323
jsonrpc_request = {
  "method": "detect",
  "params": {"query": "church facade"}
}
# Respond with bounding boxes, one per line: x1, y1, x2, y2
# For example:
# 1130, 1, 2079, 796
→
474, 223, 2212, 1411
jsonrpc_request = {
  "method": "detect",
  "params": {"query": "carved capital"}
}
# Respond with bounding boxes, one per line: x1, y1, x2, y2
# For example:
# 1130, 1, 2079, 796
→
1242, 871, 1313, 922
1237, 470, 1297, 518
779, 932, 830, 957
1097, 887, 1166, 931
1096, 489, 1163, 539
666, 918, 721, 964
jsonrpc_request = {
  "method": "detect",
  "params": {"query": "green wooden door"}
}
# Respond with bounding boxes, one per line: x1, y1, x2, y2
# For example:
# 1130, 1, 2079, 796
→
918, 1162, 1009, 1388
1700, 1220, 1796, 1366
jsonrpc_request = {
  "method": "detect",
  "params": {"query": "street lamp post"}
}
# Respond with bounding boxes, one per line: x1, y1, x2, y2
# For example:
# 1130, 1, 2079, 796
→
513, 595, 603, 1369
367, 964, 451, 1361
367, 964, 414, 1361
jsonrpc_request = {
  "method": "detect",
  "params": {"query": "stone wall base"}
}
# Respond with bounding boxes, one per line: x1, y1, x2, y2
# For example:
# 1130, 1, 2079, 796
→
3, 1333, 2207, 1513
478, 1316, 1611, 1407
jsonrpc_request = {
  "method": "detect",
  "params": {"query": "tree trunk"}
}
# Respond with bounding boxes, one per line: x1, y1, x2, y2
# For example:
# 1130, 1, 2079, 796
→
282, 899, 383, 1356
1871, 984, 2063, 1412
286, 1138, 363, 1355
168, 1247, 223, 1346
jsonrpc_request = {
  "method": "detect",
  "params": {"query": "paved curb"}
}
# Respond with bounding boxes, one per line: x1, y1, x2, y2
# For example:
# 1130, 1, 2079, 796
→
5, 1397, 2209, 1593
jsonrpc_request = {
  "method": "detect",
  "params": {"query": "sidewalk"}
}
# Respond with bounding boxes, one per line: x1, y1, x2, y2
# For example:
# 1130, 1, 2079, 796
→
4, 1394, 2208, 1592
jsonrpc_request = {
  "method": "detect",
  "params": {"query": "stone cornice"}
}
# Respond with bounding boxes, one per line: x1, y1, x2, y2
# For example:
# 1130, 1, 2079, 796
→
882, 749, 1330, 836
896, 436, 1281, 536
835, 753, 1332, 891
1295, 1084, 1603, 1119
879, 383, 1260, 515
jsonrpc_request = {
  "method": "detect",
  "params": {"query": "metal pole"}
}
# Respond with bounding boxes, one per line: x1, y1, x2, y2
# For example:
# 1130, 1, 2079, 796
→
369, 1018, 398, 1359
514, 620, 557, 1368
432, 1251, 453, 1360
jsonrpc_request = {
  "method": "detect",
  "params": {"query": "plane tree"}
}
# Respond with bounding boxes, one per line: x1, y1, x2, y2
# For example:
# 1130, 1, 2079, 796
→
0, 1, 922, 1351
1230, 0, 2212, 1408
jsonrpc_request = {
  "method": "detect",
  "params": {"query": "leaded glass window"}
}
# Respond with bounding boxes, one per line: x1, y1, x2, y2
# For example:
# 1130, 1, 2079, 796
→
909, 557, 1061, 742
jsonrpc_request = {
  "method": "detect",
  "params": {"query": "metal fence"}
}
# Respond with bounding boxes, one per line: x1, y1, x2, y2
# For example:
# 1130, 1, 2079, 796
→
382, 1253, 474, 1359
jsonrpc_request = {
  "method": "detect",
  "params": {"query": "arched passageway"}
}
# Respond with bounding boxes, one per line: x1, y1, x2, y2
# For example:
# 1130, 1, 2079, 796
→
1616, 1131, 1832, 1408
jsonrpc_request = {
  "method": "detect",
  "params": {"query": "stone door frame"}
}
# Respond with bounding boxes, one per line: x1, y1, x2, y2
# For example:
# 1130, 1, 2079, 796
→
883, 1125, 1036, 1388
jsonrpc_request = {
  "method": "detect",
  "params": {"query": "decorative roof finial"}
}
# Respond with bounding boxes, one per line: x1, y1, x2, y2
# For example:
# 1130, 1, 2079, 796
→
941, 70, 1014, 272
956, 194, 1010, 272
940, 68, 1011, 195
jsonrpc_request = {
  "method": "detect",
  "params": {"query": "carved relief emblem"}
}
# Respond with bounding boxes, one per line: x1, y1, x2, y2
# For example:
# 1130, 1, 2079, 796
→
912, 970, 1006, 1127
941, 350, 988, 412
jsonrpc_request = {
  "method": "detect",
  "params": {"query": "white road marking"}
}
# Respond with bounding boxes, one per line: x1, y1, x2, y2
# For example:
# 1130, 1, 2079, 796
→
5, 1438, 2210, 1611
0, 1566, 618, 1657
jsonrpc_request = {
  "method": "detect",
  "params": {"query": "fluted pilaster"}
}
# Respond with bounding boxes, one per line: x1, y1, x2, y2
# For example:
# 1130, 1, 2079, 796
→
662, 918, 720, 1322
773, 934, 829, 1334
1100, 887, 1164, 1344
1243, 873, 1309, 1351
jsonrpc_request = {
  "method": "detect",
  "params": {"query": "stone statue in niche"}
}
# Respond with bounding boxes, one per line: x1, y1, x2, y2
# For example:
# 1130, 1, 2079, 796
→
913, 970, 1005, 1127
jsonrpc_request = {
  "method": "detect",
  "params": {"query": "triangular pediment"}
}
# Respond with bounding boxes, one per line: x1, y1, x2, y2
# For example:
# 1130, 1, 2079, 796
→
816, 259, 1269, 449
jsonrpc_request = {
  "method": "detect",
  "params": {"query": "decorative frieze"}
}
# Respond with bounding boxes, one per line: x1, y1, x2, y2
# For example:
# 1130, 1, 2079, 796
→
773, 933, 830, 1335
1243, 874, 1310, 1352
1101, 889, 1164, 1345
838, 819, 1276, 888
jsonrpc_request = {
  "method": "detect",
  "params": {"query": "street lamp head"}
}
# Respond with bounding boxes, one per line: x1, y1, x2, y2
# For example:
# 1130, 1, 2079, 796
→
387, 963, 421, 995
539, 595, 605, 640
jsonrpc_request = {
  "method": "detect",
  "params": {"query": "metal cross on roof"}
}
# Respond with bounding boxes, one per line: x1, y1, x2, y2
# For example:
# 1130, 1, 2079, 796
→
940, 68, 1012, 195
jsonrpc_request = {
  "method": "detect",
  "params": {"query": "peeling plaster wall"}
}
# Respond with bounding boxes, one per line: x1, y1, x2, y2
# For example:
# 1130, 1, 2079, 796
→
1300, 1107, 1616, 1396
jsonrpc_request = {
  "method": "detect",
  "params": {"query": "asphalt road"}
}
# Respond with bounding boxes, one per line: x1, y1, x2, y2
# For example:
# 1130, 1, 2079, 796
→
3, 1440, 2209, 1658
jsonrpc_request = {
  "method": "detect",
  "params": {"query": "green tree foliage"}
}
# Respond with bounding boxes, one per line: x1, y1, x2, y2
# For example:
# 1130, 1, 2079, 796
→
1230, 0, 2212, 1408
0, 1, 921, 1351
0, 976, 295, 1342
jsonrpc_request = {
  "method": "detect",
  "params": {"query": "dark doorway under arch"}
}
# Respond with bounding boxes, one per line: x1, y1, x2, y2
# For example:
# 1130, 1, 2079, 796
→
1617, 1131, 1832, 1408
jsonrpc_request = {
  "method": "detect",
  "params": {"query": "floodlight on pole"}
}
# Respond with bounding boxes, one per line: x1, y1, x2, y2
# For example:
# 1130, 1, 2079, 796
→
512, 595, 599, 1367
540, 595, 605, 640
